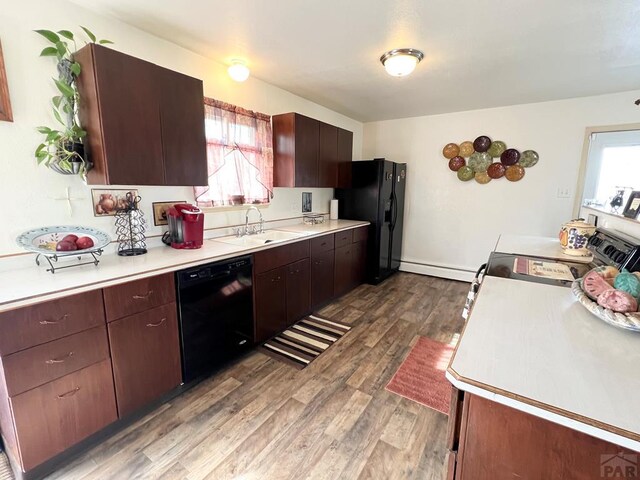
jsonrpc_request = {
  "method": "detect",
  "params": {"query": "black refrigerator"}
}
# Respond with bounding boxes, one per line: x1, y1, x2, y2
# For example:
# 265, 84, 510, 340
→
336, 159, 406, 284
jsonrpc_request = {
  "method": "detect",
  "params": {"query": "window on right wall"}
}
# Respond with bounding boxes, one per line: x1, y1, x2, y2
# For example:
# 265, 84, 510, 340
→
194, 98, 274, 208
582, 130, 640, 210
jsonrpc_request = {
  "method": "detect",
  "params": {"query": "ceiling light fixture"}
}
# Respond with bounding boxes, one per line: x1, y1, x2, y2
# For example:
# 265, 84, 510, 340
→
380, 48, 424, 77
228, 60, 250, 82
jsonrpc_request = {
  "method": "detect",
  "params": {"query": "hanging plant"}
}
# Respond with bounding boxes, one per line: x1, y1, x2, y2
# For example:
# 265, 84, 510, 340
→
34, 26, 113, 176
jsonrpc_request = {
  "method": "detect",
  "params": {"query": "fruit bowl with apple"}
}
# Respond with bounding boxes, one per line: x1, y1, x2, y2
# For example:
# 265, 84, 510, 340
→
16, 226, 111, 256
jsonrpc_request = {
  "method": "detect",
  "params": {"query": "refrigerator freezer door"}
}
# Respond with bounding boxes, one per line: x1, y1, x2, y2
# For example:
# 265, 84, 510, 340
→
379, 160, 395, 277
390, 163, 406, 271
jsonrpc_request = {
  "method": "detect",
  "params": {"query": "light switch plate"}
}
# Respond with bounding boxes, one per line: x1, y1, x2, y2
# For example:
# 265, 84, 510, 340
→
557, 187, 571, 198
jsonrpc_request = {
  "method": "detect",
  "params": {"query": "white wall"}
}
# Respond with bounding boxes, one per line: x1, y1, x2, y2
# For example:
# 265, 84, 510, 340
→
0, 0, 363, 256
363, 90, 640, 280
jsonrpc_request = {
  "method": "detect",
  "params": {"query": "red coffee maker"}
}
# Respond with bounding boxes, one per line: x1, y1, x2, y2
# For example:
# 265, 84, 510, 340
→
166, 203, 204, 249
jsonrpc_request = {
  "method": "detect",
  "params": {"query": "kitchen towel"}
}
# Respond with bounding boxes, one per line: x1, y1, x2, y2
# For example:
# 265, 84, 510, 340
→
330, 199, 338, 220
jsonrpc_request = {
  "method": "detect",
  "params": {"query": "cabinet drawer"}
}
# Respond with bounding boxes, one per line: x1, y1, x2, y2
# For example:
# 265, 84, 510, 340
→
0, 290, 105, 356
108, 303, 182, 417
310, 234, 334, 254
11, 359, 117, 470
103, 273, 175, 322
3, 326, 110, 397
253, 240, 310, 274
334, 229, 353, 248
352, 226, 368, 244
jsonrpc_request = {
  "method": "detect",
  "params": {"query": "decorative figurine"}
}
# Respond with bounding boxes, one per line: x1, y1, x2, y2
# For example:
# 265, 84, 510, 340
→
610, 189, 625, 213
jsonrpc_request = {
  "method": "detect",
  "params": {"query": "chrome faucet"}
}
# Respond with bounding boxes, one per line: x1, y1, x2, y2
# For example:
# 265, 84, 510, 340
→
244, 206, 264, 235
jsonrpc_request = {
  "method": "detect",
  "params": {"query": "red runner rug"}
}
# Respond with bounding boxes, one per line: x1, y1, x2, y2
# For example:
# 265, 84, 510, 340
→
386, 336, 455, 414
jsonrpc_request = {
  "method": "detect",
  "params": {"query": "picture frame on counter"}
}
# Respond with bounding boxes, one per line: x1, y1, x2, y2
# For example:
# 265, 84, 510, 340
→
0, 40, 13, 122
302, 192, 312, 213
623, 191, 640, 219
91, 189, 139, 217
152, 201, 185, 226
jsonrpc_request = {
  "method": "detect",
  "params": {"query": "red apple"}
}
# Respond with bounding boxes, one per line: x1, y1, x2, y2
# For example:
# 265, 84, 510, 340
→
75, 236, 94, 250
56, 240, 78, 251
62, 234, 78, 243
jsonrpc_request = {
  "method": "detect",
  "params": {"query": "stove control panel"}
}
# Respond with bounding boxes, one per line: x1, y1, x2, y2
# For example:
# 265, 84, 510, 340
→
588, 228, 640, 271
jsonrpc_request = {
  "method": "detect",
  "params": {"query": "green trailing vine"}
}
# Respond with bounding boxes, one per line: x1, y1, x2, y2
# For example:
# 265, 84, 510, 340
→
34, 26, 113, 175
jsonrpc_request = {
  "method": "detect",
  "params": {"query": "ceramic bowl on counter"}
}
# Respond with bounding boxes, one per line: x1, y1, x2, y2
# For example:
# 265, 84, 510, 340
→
16, 226, 111, 256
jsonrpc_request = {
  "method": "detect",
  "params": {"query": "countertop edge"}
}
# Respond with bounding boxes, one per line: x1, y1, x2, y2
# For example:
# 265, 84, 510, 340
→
0, 221, 369, 313
447, 363, 640, 451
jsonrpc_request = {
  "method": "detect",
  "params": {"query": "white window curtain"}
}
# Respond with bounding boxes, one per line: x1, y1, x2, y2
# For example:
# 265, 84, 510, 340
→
194, 98, 273, 207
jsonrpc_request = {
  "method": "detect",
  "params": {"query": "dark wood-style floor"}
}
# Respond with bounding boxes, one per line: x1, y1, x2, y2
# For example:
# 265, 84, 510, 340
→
45, 272, 468, 480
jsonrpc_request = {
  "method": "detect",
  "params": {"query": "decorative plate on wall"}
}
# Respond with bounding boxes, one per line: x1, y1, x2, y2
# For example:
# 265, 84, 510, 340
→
442, 135, 539, 184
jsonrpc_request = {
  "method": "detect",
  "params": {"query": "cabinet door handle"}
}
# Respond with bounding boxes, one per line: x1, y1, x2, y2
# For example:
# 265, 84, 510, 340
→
321, 242, 327, 246
271, 276, 281, 282
146, 317, 166, 328
133, 290, 154, 300
45, 351, 74, 364
40, 313, 69, 325
56, 386, 80, 399
315, 260, 323, 265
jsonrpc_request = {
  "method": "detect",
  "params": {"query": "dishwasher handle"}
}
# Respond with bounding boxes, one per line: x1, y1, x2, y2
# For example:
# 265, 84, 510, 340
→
178, 256, 253, 287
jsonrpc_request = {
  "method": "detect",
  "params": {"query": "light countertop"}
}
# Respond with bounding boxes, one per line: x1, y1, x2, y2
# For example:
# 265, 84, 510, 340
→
447, 275, 640, 451
0, 220, 368, 313
495, 234, 593, 264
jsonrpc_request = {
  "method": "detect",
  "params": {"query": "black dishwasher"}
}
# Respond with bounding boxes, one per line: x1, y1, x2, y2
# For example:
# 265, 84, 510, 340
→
176, 255, 254, 383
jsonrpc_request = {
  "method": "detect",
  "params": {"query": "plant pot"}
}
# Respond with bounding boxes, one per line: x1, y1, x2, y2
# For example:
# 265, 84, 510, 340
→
69, 142, 85, 163
48, 142, 89, 175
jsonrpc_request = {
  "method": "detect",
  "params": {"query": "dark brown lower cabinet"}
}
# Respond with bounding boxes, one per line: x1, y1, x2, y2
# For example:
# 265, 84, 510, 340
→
334, 231, 368, 297
352, 240, 367, 286
286, 259, 311, 323
311, 249, 335, 308
254, 228, 368, 341
254, 267, 287, 343
449, 392, 636, 480
10, 359, 117, 471
334, 244, 353, 297
3, 326, 110, 397
108, 303, 182, 417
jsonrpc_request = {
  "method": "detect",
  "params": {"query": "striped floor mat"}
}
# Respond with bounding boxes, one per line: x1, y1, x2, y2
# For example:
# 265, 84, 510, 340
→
262, 315, 351, 368
0, 450, 12, 480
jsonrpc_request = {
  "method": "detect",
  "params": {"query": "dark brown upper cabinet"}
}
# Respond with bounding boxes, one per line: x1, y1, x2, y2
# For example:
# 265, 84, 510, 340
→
272, 112, 353, 188
337, 128, 354, 188
318, 122, 338, 187
75, 44, 207, 186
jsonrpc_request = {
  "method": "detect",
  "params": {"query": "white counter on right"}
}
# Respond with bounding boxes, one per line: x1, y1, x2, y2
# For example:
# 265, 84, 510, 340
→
447, 275, 640, 451
495, 233, 593, 263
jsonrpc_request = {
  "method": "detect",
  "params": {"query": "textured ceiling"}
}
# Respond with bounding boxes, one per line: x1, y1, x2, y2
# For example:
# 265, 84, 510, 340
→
72, 0, 640, 122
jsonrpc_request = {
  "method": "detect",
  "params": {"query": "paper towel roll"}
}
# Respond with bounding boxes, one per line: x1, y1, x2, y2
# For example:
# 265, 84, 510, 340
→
330, 199, 338, 220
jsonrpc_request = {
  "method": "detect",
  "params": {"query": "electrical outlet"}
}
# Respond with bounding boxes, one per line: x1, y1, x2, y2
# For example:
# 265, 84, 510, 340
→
557, 187, 571, 198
